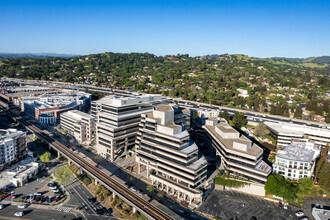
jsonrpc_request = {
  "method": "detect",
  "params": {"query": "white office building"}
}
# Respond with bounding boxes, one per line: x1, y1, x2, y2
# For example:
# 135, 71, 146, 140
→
273, 142, 321, 180
60, 110, 96, 145
93, 95, 164, 161
136, 105, 207, 207
0, 129, 27, 170
265, 121, 330, 147
192, 108, 220, 119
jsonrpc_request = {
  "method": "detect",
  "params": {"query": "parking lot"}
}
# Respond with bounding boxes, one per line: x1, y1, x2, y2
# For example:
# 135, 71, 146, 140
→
302, 196, 330, 219
198, 191, 301, 220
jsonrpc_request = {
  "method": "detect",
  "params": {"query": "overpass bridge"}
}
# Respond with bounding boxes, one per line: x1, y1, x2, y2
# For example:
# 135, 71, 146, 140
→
5, 109, 173, 220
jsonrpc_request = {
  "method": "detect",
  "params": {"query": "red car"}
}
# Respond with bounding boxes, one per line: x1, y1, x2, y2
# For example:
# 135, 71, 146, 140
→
2, 193, 11, 199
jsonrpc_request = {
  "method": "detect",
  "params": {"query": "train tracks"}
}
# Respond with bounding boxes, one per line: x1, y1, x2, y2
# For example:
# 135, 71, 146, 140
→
5, 110, 173, 220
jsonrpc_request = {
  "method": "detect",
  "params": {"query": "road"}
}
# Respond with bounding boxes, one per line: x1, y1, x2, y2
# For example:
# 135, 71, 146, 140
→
64, 176, 116, 219
0, 204, 82, 220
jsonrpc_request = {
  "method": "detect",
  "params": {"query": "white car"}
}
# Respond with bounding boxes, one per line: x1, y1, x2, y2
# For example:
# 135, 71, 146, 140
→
0, 205, 4, 210
14, 212, 24, 217
130, 187, 137, 192
284, 203, 288, 209
49, 186, 57, 190
295, 211, 305, 217
18, 204, 27, 209
52, 189, 59, 193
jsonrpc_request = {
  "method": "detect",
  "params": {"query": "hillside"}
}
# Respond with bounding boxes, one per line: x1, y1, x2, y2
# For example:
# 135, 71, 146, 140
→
0, 52, 329, 122
0, 52, 79, 60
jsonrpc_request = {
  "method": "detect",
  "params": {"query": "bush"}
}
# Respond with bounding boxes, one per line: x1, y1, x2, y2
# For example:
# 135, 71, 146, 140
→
83, 177, 91, 185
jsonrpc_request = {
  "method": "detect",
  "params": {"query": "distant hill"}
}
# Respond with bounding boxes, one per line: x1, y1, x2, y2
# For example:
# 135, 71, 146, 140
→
271, 56, 330, 64
0, 52, 79, 60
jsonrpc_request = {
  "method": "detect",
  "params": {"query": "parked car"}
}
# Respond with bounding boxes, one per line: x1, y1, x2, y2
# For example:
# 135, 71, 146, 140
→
14, 212, 24, 217
10, 195, 16, 199
284, 203, 288, 209
130, 187, 137, 192
54, 192, 62, 197
87, 198, 94, 204
295, 211, 305, 217
299, 217, 309, 220
0, 205, 4, 210
48, 183, 55, 187
18, 204, 27, 209
52, 189, 59, 193
49, 186, 57, 190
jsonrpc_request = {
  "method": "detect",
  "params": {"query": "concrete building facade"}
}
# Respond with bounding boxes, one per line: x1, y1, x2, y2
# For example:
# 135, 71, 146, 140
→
273, 141, 320, 180
21, 92, 91, 124
0, 129, 27, 171
203, 120, 271, 184
136, 105, 207, 207
265, 121, 330, 147
93, 95, 164, 161
60, 110, 96, 145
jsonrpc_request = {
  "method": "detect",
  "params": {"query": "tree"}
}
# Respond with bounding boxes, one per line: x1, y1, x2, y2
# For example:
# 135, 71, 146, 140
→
265, 174, 298, 201
294, 106, 303, 119
254, 123, 270, 137
146, 185, 155, 193
232, 112, 247, 129
40, 152, 52, 163
315, 145, 330, 189
55, 166, 73, 185
219, 110, 230, 122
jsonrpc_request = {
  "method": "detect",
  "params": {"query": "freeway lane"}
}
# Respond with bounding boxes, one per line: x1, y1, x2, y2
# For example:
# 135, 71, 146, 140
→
5, 110, 173, 220
9, 78, 328, 128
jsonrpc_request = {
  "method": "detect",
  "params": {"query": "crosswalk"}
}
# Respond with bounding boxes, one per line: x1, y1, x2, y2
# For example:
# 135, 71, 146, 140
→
56, 206, 72, 212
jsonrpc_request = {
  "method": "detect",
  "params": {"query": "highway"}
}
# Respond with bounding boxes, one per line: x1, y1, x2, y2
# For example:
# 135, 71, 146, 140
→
6, 78, 329, 129
4, 109, 173, 220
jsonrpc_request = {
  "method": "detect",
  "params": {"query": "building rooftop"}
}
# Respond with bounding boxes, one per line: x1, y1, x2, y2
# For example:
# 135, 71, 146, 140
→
64, 110, 94, 119
0, 129, 25, 142
154, 104, 173, 112
254, 160, 272, 174
204, 124, 263, 157
94, 94, 162, 107
264, 121, 330, 138
276, 142, 320, 162
312, 204, 330, 220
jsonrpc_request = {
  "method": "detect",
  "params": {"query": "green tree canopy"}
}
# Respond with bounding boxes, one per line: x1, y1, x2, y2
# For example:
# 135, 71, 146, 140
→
40, 152, 52, 163
55, 166, 73, 185
232, 112, 247, 129
219, 110, 230, 122
254, 123, 270, 137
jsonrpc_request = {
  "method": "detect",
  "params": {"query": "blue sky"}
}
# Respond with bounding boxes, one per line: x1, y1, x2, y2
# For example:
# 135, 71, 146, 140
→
1, 0, 329, 57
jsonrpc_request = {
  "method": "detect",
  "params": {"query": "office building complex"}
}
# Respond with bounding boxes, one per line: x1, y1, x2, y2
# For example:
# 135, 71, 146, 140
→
136, 105, 207, 207
203, 120, 271, 184
265, 121, 330, 147
21, 91, 91, 124
273, 142, 320, 180
0, 86, 57, 103
60, 110, 96, 144
0, 129, 27, 170
93, 95, 163, 161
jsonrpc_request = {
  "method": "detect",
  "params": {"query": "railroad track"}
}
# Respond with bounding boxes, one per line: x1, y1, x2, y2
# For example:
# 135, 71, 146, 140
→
5, 110, 173, 220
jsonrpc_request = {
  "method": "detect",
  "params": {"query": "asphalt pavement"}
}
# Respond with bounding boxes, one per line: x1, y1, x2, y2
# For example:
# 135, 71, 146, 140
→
198, 190, 301, 220
0, 204, 82, 220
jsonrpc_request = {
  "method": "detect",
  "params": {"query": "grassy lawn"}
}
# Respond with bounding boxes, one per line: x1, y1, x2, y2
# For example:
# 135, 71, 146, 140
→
266, 134, 276, 145
215, 176, 250, 188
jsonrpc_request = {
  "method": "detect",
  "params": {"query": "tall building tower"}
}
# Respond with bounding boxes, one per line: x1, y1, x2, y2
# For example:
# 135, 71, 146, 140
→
136, 105, 207, 207
92, 95, 163, 161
